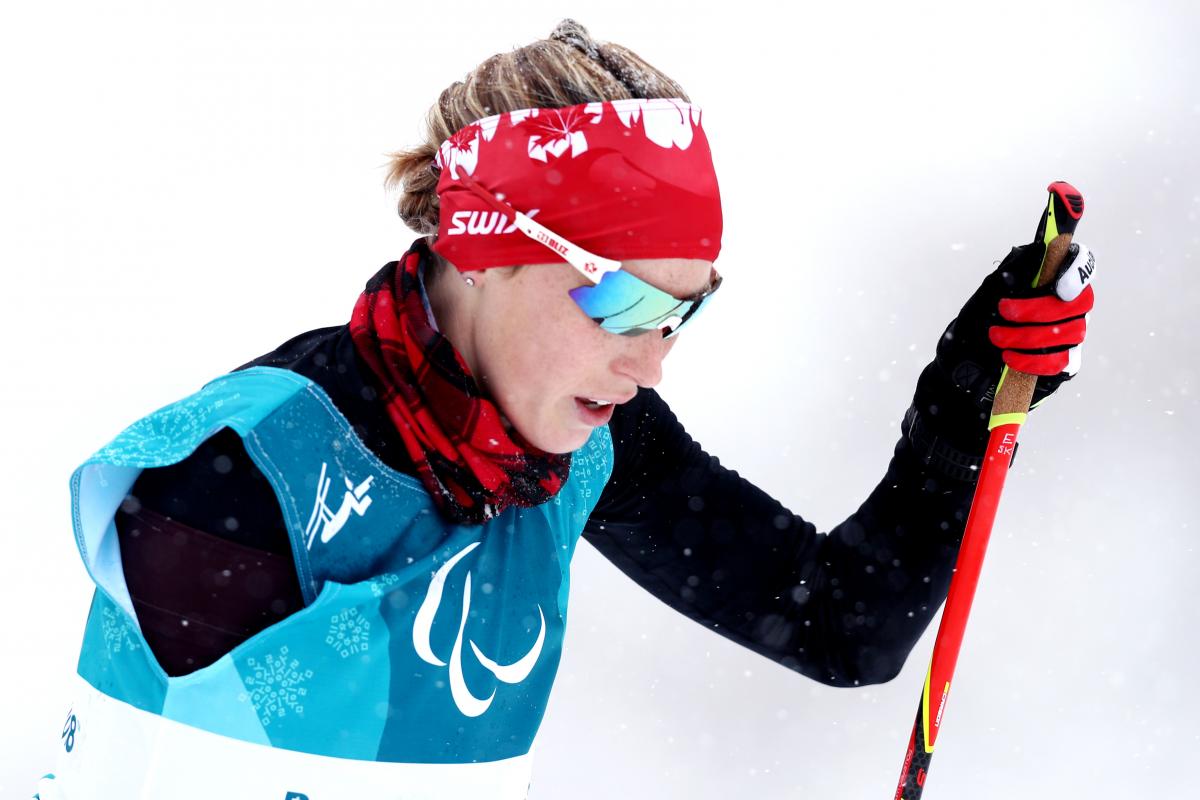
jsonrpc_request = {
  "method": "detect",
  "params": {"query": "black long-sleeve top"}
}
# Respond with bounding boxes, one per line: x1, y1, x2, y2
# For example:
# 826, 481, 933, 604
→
118, 319, 984, 688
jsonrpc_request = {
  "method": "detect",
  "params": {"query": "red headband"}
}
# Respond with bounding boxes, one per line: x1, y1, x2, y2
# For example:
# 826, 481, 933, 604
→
430, 98, 723, 271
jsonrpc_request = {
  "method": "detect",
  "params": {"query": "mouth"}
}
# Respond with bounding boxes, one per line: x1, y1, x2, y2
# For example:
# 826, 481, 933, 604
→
574, 396, 617, 425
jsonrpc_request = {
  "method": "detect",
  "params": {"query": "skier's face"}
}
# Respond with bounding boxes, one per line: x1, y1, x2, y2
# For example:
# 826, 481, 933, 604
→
431, 257, 714, 453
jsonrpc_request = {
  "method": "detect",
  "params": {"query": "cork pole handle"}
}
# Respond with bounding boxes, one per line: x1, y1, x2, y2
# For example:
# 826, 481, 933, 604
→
989, 182, 1085, 422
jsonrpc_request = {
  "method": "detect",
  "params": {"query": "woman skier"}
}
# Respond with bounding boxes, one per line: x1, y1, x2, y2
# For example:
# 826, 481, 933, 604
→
38, 18, 1096, 800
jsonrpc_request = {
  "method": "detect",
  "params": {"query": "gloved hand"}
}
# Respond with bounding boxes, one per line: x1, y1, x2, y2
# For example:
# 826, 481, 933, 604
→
938, 238, 1095, 411
905, 238, 1096, 477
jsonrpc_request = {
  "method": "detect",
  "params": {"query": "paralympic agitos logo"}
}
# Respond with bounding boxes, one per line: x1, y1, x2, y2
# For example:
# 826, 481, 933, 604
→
445, 208, 541, 236
413, 541, 546, 717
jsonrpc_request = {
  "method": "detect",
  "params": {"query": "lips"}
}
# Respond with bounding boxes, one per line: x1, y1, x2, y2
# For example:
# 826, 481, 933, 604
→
575, 391, 637, 407
574, 397, 617, 426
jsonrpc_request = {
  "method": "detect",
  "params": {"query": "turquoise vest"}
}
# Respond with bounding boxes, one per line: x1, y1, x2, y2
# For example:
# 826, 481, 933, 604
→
70, 366, 614, 764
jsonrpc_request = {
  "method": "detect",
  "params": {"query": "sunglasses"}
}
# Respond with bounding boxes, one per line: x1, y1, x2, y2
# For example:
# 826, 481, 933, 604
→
457, 175, 722, 339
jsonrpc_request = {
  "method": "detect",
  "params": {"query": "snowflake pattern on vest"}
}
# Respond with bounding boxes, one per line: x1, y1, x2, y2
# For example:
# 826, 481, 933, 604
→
239, 645, 314, 727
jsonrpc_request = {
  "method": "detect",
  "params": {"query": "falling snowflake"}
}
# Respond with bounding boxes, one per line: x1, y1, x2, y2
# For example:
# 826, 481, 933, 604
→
100, 606, 140, 654
325, 608, 371, 658
239, 645, 314, 727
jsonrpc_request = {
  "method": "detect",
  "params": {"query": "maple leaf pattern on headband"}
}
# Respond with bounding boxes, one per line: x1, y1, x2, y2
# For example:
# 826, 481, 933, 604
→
509, 108, 540, 126
612, 98, 699, 150
436, 123, 483, 179
522, 103, 604, 163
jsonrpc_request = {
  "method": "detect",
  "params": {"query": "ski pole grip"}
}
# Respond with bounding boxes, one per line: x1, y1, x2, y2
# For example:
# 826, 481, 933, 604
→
990, 181, 1085, 418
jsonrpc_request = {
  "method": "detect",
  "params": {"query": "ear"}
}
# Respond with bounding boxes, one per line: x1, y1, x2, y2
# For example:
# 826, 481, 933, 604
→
478, 265, 522, 282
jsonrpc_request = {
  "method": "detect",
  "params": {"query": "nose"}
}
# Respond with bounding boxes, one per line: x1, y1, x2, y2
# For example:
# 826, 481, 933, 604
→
613, 332, 676, 389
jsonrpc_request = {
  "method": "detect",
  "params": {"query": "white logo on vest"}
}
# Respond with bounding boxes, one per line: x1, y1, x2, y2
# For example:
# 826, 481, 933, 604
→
412, 541, 546, 717
304, 462, 375, 550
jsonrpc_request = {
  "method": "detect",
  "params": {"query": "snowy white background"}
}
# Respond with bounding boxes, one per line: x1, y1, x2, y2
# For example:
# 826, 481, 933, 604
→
2, 0, 1196, 797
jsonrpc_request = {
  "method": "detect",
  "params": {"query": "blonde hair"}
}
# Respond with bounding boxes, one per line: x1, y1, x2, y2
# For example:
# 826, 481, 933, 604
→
384, 18, 690, 246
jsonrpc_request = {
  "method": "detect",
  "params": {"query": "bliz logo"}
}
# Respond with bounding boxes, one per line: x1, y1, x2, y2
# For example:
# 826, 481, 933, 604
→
305, 462, 374, 550
446, 208, 540, 236
284, 793, 310, 800
533, 229, 569, 257
61, 710, 77, 753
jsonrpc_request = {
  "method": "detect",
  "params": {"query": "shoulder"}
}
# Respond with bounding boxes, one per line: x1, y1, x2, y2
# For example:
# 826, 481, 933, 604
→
238, 325, 413, 473
95, 327, 354, 550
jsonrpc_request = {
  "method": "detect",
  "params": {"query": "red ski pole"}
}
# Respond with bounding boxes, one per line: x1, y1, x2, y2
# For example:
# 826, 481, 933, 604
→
893, 181, 1085, 799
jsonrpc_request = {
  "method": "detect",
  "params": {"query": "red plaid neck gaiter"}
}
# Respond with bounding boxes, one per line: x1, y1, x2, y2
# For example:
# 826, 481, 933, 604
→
349, 240, 571, 525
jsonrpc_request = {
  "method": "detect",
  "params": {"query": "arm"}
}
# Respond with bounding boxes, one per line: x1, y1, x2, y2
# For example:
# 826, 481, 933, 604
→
582, 363, 982, 688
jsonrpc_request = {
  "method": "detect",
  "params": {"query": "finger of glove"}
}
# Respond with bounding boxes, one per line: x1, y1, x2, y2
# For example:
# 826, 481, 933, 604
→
1065, 342, 1082, 376
1002, 347, 1073, 376
1030, 346, 1082, 411
999, 283, 1094, 323
988, 317, 1086, 350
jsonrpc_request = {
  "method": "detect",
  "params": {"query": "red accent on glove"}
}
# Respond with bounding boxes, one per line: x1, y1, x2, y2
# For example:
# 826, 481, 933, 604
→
988, 317, 1086, 350
988, 282, 1093, 376
998, 284, 1094, 323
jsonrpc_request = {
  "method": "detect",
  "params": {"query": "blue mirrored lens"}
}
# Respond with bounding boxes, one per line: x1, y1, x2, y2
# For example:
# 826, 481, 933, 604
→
569, 270, 679, 327
569, 269, 719, 337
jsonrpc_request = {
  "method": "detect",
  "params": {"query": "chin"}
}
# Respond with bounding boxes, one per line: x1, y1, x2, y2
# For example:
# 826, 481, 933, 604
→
513, 414, 590, 455
528, 428, 589, 456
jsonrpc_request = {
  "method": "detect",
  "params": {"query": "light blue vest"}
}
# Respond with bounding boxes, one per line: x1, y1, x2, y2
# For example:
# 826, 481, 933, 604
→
70, 366, 614, 764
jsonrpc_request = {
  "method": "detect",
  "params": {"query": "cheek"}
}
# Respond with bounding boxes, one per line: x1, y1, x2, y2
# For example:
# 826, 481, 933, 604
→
502, 295, 603, 395
476, 285, 610, 431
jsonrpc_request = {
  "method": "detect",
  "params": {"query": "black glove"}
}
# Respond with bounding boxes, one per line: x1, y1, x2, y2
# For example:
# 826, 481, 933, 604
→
905, 239, 1096, 480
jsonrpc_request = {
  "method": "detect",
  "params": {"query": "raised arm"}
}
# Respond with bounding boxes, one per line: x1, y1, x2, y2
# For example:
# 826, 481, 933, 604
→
583, 234, 1096, 688
582, 364, 981, 688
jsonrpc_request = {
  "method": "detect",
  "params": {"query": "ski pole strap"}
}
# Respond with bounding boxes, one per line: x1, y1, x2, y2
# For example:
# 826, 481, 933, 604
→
902, 404, 1016, 483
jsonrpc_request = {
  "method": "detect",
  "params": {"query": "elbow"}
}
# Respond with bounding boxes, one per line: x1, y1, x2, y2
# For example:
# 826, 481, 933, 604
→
809, 646, 908, 688
811, 608, 928, 687
849, 651, 907, 687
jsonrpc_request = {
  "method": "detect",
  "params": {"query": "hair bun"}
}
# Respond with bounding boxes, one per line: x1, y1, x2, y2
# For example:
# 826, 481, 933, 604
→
386, 20, 686, 236
550, 18, 600, 60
